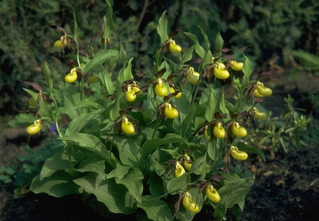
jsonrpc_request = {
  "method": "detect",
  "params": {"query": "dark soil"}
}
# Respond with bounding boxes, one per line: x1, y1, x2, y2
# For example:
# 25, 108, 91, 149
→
241, 148, 319, 221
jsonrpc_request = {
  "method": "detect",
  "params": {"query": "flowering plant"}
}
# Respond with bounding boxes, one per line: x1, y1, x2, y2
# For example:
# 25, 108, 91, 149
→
23, 3, 273, 220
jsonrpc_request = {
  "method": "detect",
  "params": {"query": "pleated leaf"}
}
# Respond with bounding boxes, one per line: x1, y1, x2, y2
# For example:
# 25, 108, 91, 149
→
74, 173, 135, 215
137, 195, 172, 221
140, 133, 189, 159
31, 171, 81, 197
81, 50, 118, 74
60, 133, 112, 162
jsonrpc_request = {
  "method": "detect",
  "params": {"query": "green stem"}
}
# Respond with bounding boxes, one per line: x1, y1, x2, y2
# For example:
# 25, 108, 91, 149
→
191, 84, 199, 105
52, 98, 63, 137
142, 193, 168, 202
75, 39, 80, 67
151, 119, 160, 139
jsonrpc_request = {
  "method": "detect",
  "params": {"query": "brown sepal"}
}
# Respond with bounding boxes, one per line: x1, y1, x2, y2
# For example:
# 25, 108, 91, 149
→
168, 25, 184, 39
48, 25, 67, 35
188, 57, 203, 67
167, 70, 182, 82
214, 112, 227, 119
256, 68, 278, 80
210, 173, 225, 182
238, 45, 250, 52
21, 81, 42, 92
155, 67, 167, 78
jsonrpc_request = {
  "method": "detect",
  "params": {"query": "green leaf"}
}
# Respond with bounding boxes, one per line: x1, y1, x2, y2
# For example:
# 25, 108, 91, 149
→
81, 50, 118, 74
237, 142, 266, 162
108, 165, 144, 202
119, 44, 127, 65
72, 9, 79, 41
199, 26, 210, 52
73, 173, 135, 214
147, 174, 164, 197
137, 195, 173, 221
242, 55, 253, 83
110, 80, 121, 120
219, 92, 229, 115
43, 62, 53, 99
140, 133, 189, 158
73, 98, 103, 110
200, 50, 213, 71
101, 0, 115, 39
30, 171, 81, 197
291, 50, 319, 67
279, 137, 288, 153
213, 201, 227, 220
166, 173, 191, 194
94, 64, 115, 96
161, 149, 181, 159
205, 87, 219, 122
39, 150, 84, 181
207, 138, 219, 160
181, 45, 194, 63
215, 31, 224, 51
184, 32, 205, 58
59, 83, 82, 119
75, 155, 105, 174
65, 109, 104, 135
218, 173, 254, 209
60, 133, 112, 161
181, 104, 206, 140
113, 136, 145, 171
107, 163, 131, 180
23, 88, 53, 121
184, 32, 197, 42
118, 57, 134, 84
157, 11, 168, 44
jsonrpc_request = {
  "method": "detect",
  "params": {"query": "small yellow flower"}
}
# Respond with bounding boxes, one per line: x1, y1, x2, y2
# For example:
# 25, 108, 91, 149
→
121, 117, 135, 135
26, 120, 42, 135
214, 66, 229, 80
230, 60, 243, 71
65, 68, 78, 83
164, 103, 179, 119
169, 40, 182, 53
253, 107, 267, 119
125, 85, 137, 102
169, 86, 181, 98
213, 122, 226, 138
231, 122, 247, 138
174, 162, 185, 177
54, 36, 68, 49
231, 145, 248, 161
155, 79, 168, 97
186, 67, 200, 84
